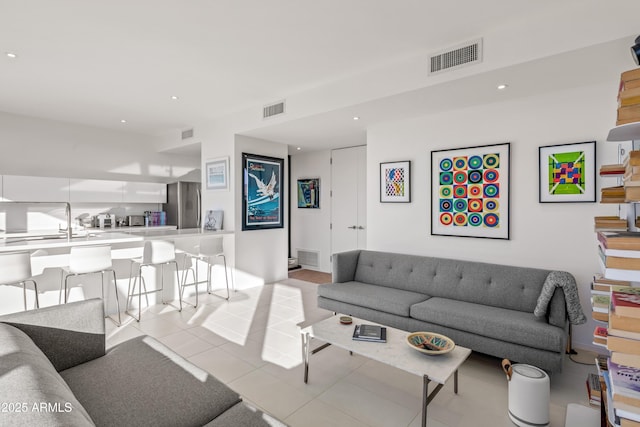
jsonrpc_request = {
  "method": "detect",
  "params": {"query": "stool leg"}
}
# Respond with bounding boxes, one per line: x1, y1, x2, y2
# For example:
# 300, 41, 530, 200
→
111, 269, 121, 326
173, 260, 182, 312
31, 280, 39, 309
138, 267, 143, 321
220, 254, 230, 300
22, 281, 27, 311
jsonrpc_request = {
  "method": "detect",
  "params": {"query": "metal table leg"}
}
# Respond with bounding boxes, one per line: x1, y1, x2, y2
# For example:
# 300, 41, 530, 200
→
421, 369, 459, 426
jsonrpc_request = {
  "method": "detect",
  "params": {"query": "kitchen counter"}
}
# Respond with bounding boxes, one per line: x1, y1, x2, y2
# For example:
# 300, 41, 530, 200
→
119, 228, 233, 239
0, 231, 144, 253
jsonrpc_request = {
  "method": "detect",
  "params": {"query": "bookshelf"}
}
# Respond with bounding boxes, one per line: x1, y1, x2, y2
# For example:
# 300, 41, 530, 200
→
593, 118, 640, 426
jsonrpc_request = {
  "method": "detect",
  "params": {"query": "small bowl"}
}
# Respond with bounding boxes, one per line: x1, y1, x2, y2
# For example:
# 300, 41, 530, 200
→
339, 316, 352, 325
406, 332, 455, 355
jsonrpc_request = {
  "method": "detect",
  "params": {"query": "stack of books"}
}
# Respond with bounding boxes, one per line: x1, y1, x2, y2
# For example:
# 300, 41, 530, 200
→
602, 163, 627, 177
597, 233, 640, 281
586, 372, 602, 406
595, 216, 628, 232
606, 287, 640, 425
602, 186, 627, 204
625, 151, 640, 202
592, 274, 632, 322
352, 324, 387, 342
617, 68, 640, 126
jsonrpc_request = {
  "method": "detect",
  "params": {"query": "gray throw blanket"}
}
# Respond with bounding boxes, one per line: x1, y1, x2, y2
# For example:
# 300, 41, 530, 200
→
534, 271, 586, 325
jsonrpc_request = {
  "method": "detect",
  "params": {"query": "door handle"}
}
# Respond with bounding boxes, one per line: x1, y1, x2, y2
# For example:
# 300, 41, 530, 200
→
357, 226, 365, 230
347, 225, 357, 229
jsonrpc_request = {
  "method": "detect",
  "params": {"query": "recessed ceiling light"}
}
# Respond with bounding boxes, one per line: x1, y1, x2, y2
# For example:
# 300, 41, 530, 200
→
6, 52, 17, 59
171, 95, 179, 100
296, 147, 301, 150
497, 84, 509, 90
353, 116, 360, 121
120, 119, 127, 123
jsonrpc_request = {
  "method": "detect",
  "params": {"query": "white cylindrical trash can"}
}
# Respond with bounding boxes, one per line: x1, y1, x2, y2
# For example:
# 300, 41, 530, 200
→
502, 360, 550, 427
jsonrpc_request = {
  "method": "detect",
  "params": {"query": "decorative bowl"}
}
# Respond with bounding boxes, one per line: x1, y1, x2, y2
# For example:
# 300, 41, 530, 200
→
339, 316, 353, 325
406, 332, 455, 355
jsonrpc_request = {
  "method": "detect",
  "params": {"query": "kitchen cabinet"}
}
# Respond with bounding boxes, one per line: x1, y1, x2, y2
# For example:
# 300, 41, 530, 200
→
122, 182, 166, 203
69, 179, 124, 203
2, 175, 70, 202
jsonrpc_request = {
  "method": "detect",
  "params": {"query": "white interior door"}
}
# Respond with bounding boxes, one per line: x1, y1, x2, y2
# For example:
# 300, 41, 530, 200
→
331, 146, 366, 258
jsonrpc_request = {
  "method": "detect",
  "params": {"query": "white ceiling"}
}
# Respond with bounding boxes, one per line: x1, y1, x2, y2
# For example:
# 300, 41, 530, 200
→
1, 1, 639, 154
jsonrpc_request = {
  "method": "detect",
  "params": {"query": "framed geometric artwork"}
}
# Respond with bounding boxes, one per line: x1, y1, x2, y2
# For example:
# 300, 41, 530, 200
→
380, 161, 411, 203
205, 157, 229, 190
538, 141, 596, 203
431, 143, 510, 240
242, 153, 284, 231
297, 178, 320, 208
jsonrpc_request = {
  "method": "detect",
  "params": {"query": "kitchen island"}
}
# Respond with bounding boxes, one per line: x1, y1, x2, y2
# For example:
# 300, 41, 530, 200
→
0, 228, 235, 316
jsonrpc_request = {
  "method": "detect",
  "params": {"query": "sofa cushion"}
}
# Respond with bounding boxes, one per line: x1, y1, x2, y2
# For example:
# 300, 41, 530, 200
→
60, 335, 241, 427
0, 323, 95, 426
410, 298, 564, 352
353, 250, 551, 313
318, 281, 429, 316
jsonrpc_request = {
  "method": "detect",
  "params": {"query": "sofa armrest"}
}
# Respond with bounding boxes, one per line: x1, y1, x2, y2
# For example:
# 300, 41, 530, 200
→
332, 250, 361, 283
547, 287, 567, 328
0, 298, 105, 371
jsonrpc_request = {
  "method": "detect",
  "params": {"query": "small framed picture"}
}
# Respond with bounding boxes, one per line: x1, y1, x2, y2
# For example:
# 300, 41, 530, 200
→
205, 157, 229, 190
380, 161, 411, 203
297, 178, 320, 208
538, 141, 596, 203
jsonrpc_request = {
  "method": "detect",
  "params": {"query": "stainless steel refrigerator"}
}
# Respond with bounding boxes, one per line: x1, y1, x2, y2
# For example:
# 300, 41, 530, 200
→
163, 182, 201, 229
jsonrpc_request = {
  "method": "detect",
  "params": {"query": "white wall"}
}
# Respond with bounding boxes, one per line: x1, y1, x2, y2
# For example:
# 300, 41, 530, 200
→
290, 150, 332, 272
366, 81, 621, 352
0, 111, 199, 182
234, 135, 289, 286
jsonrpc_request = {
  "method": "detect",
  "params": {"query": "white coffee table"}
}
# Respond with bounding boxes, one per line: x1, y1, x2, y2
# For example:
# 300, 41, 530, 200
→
299, 315, 471, 427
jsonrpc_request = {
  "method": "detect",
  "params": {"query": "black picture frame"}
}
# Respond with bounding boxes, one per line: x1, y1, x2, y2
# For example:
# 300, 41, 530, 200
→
242, 153, 284, 231
538, 141, 596, 203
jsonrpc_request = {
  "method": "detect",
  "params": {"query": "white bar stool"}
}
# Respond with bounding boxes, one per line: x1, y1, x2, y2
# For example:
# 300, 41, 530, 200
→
181, 236, 230, 307
60, 244, 121, 326
0, 251, 39, 311
126, 240, 181, 322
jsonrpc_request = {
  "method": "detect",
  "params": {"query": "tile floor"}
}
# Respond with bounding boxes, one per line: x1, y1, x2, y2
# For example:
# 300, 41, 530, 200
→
105, 278, 598, 427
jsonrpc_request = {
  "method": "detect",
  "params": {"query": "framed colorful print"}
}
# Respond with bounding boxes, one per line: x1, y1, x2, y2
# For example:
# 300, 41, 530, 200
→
538, 141, 596, 203
297, 178, 320, 208
205, 157, 229, 190
242, 153, 284, 230
431, 142, 510, 240
380, 161, 411, 203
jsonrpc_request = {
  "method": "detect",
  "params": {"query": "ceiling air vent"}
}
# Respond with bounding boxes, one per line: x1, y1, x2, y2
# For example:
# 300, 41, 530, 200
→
429, 38, 483, 75
181, 128, 194, 140
263, 100, 286, 119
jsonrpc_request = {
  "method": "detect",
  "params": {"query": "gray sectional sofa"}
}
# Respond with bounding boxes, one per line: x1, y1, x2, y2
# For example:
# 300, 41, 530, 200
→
0, 299, 285, 427
318, 250, 571, 373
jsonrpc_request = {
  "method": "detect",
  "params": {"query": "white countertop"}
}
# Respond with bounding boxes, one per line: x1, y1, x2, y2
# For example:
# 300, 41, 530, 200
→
0, 228, 233, 252
0, 231, 144, 253
123, 228, 233, 239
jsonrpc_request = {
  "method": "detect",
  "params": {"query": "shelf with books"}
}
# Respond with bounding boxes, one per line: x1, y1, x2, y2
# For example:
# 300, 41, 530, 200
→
591, 68, 640, 427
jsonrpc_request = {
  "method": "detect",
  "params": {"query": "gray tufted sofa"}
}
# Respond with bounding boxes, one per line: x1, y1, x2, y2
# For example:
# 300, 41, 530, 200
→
318, 250, 569, 373
0, 299, 285, 427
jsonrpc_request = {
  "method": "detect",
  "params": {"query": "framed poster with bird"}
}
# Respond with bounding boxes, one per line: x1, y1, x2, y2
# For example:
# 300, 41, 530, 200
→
242, 152, 284, 230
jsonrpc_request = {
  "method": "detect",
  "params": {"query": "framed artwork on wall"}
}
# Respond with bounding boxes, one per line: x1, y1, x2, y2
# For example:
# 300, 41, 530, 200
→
203, 210, 224, 231
538, 141, 596, 203
380, 161, 411, 203
297, 178, 320, 208
431, 142, 510, 240
242, 152, 284, 230
205, 157, 229, 190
